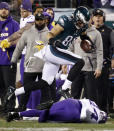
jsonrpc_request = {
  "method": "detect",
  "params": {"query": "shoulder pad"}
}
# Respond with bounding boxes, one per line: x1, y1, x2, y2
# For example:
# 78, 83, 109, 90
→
57, 15, 69, 29
27, 15, 35, 23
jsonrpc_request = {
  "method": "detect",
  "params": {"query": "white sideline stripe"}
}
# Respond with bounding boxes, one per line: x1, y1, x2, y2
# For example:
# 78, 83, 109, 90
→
0, 128, 114, 131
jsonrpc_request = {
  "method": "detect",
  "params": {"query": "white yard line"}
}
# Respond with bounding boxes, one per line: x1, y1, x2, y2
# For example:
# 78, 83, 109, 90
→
0, 128, 114, 131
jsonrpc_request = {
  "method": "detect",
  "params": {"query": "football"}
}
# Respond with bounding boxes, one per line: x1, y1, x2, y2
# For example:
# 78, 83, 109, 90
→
80, 39, 92, 53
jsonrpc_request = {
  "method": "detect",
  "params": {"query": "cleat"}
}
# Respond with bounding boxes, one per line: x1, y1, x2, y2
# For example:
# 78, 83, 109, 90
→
37, 100, 54, 110
3, 86, 15, 106
6, 112, 20, 122
57, 88, 72, 99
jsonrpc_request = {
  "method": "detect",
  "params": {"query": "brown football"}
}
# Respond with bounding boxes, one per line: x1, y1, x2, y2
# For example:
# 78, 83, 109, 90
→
80, 40, 92, 53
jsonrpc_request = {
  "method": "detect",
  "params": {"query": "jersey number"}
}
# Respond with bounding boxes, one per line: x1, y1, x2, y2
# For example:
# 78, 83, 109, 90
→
62, 36, 73, 47
90, 101, 98, 121
91, 109, 98, 121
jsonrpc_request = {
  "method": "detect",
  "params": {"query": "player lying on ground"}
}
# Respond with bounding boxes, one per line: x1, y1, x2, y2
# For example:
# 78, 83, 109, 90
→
6, 98, 107, 123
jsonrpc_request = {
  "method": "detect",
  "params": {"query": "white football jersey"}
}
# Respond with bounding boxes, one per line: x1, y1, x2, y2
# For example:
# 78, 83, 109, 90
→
80, 98, 107, 123
20, 15, 35, 29
20, 15, 35, 54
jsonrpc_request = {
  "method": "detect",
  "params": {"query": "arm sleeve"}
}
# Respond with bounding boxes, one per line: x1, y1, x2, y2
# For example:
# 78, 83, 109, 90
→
8, 23, 34, 45
11, 31, 27, 63
9, 21, 20, 48
95, 31, 103, 70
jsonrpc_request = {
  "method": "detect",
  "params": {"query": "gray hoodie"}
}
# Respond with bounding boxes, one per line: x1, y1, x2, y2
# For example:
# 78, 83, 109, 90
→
69, 26, 103, 71
11, 25, 49, 72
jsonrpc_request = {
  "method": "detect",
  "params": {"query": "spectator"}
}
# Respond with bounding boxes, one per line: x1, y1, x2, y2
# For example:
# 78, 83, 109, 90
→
10, 13, 49, 111
70, 18, 103, 104
45, 7, 55, 28
5, 0, 34, 22
0, 5, 44, 49
92, 8, 114, 113
43, 12, 52, 30
8, 0, 22, 22
0, 2, 19, 108
19, 0, 35, 85
16, 0, 36, 111
101, 0, 114, 8
33, 5, 44, 14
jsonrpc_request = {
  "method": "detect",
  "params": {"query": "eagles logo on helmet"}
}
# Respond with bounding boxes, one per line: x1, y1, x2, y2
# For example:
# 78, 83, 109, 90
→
73, 6, 90, 30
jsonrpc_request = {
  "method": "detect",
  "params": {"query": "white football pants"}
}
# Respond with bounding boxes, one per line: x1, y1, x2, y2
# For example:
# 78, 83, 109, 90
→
34, 45, 82, 85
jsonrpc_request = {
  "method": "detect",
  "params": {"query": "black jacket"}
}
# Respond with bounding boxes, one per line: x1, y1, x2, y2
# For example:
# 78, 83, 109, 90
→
97, 24, 114, 62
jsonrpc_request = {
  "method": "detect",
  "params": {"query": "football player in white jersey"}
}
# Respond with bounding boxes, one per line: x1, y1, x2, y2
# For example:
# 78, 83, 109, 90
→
20, 0, 35, 28
6, 98, 107, 123
19, 0, 35, 84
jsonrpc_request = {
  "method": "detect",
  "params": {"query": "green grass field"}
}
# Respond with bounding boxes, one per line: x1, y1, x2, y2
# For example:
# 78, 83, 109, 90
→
0, 117, 114, 131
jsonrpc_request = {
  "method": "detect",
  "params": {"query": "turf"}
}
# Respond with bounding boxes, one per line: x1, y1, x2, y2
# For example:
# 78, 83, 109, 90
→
0, 118, 114, 131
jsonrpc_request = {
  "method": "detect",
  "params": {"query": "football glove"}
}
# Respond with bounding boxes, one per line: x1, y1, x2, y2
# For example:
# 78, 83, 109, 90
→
0, 39, 11, 51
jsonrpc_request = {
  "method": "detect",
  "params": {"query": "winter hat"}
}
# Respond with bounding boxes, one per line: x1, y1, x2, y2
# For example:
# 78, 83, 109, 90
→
44, 7, 54, 22
20, 0, 32, 12
92, 8, 104, 17
0, 2, 10, 11
35, 13, 45, 21
43, 12, 51, 20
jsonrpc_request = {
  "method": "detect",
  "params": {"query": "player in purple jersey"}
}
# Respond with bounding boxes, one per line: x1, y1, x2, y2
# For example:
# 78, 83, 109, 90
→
6, 98, 107, 123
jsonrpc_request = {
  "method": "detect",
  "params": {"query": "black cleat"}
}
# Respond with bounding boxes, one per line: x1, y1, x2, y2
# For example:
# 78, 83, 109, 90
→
57, 88, 72, 99
3, 86, 15, 106
37, 100, 54, 110
6, 112, 20, 122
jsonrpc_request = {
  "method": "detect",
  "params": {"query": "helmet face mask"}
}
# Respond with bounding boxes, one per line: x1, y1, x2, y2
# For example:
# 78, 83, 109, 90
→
74, 6, 90, 30
74, 17, 87, 29
99, 111, 107, 123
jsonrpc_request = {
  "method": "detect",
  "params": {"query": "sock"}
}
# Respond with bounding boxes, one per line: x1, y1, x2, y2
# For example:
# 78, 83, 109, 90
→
62, 79, 72, 90
15, 87, 25, 96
